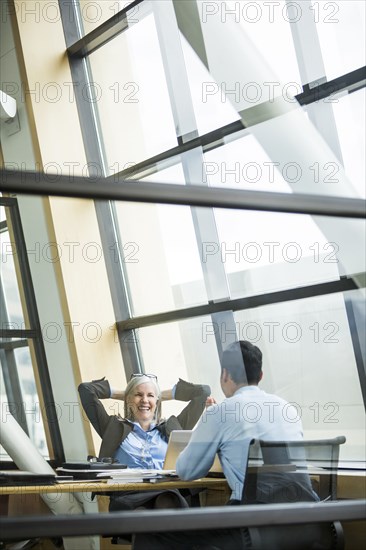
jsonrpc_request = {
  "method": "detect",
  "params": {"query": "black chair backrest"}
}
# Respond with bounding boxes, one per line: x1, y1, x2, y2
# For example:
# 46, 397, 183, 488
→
242, 436, 346, 504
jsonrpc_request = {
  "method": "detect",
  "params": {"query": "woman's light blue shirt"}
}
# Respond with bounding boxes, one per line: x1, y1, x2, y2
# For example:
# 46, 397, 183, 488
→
114, 422, 168, 469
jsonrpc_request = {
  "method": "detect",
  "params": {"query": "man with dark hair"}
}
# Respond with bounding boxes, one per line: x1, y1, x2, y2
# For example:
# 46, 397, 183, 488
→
174, 339, 305, 505
221, 340, 263, 385
133, 340, 314, 549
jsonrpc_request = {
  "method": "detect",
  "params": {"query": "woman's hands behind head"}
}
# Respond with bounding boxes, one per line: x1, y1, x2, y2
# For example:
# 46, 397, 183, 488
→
205, 396, 217, 408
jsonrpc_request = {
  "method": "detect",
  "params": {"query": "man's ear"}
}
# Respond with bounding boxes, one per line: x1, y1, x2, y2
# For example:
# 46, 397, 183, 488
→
221, 368, 229, 382
259, 371, 263, 382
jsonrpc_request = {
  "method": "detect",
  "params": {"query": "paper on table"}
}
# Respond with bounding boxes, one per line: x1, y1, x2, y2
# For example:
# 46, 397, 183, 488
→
55, 477, 108, 484
97, 468, 177, 483
97, 468, 158, 479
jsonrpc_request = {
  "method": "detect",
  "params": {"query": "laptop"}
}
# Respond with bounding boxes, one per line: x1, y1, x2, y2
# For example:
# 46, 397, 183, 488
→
0, 471, 57, 486
163, 430, 223, 476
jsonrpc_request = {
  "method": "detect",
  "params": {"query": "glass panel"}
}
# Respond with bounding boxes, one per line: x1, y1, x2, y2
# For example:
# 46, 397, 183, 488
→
203, 131, 291, 192
15, 346, 49, 458
332, 88, 366, 198
180, 34, 240, 136
128, 93, 364, 199
213, 210, 365, 298
0, 365, 9, 460
233, 289, 365, 462
89, 12, 177, 173
0, 205, 5, 222
78, 0, 138, 35
180, 0, 301, 136
115, 189, 365, 315
138, 314, 221, 419
315, 0, 366, 81
184, 2, 362, 200
0, 229, 26, 326
130, 104, 363, 201
231, 0, 301, 84
138, 290, 365, 461
126, 153, 186, 182
114, 189, 208, 315
0, 344, 49, 459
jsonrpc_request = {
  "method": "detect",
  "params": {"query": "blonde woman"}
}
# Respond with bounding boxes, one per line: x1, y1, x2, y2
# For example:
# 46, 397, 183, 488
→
78, 373, 211, 510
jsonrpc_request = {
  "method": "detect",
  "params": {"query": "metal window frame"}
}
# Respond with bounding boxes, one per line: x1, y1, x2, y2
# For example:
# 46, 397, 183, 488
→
0, 197, 65, 464
65, 1, 366, 183
116, 276, 362, 331
109, 65, 366, 183
56, 0, 366, 395
2, 168, 365, 393
59, 0, 144, 377
151, 1, 238, 363
286, 0, 344, 161
0, 278, 29, 435
344, 295, 366, 407
67, 0, 150, 57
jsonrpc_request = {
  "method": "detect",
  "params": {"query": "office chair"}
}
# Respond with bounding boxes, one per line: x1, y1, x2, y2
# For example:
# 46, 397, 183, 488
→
242, 436, 346, 550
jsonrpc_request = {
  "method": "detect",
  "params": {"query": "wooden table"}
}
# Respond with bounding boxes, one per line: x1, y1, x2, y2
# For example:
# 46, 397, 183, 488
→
0, 477, 227, 496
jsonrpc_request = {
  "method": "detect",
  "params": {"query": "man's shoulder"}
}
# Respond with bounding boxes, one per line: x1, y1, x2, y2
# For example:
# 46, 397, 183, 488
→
233, 387, 295, 408
263, 391, 296, 407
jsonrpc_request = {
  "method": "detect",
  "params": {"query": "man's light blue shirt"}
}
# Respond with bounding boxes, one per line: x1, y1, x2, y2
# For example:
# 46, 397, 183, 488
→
176, 385, 304, 500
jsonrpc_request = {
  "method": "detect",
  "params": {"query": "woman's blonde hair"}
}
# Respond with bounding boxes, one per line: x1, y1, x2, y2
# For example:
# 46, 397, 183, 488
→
124, 375, 162, 423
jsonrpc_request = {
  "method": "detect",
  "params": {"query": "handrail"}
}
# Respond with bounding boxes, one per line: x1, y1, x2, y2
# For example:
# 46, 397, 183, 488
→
0, 169, 365, 219
1, 500, 365, 540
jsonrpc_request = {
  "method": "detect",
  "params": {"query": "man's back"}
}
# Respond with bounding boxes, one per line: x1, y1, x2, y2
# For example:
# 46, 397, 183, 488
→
177, 385, 303, 500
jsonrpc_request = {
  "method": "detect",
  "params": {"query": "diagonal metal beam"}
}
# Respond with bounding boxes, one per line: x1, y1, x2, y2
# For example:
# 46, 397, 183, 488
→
117, 277, 361, 331
67, 0, 148, 57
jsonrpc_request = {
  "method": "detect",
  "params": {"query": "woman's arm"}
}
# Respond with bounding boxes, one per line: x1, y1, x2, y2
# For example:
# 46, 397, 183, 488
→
78, 378, 113, 438
174, 379, 211, 430
161, 389, 174, 401
110, 388, 125, 400
162, 387, 215, 403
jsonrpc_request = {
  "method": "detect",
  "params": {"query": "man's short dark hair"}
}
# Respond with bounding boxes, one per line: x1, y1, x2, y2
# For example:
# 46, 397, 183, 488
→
221, 340, 262, 385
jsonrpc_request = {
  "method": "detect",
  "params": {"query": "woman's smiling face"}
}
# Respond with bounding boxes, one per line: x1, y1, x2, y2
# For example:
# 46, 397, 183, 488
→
127, 382, 159, 427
